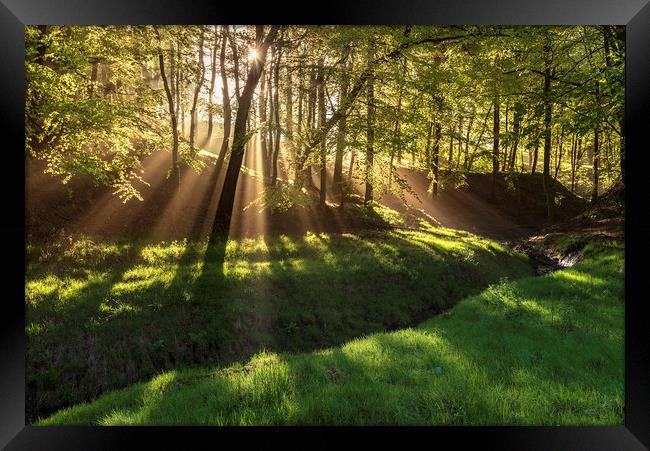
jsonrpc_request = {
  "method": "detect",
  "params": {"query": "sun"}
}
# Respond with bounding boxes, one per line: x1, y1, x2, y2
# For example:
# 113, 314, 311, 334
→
248, 48, 258, 61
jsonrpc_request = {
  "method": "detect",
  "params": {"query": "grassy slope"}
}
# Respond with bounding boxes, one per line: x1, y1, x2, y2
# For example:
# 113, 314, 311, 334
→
26, 225, 532, 421
38, 242, 623, 425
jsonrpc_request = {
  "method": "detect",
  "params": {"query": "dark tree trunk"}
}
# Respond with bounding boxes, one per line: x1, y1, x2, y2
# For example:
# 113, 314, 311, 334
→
294, 63, 305, 186
508, 102, 523, 171
259, 67, 269, 179
364, 41, 376, 207
180, 59, 185, 136
305, 67, 317, 188
215, 27, 232, 176
542, 36, 555, 221
571, 137, 582, 193
227, 26, 241, 103
333, 59, 350, 202
531, 144, 539, 174
206, 26, 219, 140
619, 119, 625, 183
592, 127, 600, 203
554, 125, 565, 180
491, 95, 500, 200
432, 123, 441, 197
174, 43, 181, 124
285, 67, 293, 138
154, 28, 180, 189
348, 150, 356, 182
317, 59, 327, 207
456, 115, 463, 169
189, 28, 206, 154
425, 121, 433, 171
464, 112, 473, 171
467, 104, 492, 172
603, 26, 625, 184
271, 47, 282, 186
389, 57, 407, 187
267, 64, 274, 180
448, 118, 454, 172
502, 101, 509, 170
212, 26, 279, 237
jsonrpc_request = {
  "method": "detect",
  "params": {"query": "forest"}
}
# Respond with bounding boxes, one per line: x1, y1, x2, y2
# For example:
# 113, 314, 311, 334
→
26, 25, 625, 425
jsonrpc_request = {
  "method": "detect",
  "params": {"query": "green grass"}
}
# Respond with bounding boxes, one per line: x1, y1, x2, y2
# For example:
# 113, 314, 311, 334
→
34, 240, 624, 426
26, 226, 533, 422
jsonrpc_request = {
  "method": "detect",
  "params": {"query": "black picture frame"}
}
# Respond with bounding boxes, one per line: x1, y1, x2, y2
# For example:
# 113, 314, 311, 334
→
2, 1, 648, 449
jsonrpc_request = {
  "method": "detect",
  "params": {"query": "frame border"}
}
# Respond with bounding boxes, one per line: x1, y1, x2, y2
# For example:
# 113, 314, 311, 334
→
2, 1, 648, 448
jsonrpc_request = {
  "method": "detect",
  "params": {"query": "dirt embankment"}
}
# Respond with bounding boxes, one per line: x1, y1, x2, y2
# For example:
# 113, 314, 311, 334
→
509, 182, 624, 273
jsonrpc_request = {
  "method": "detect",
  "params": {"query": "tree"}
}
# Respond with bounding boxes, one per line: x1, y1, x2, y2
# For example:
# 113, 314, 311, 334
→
364, 39, 376, 207
211, 26, 281, 237
189, 27, 206, 154
206, 26, 219, 140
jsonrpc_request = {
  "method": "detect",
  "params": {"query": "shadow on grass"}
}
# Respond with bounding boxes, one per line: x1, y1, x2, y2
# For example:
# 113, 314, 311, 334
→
26, 228, 532, 423
94, 248, 622, 426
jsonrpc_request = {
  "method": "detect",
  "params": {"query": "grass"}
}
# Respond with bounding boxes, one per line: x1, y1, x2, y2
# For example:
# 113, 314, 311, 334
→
26, 225, 533, 422
37, 242, 624, 425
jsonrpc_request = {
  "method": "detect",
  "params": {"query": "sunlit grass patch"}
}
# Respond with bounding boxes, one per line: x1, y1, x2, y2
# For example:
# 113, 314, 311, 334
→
32, 235, 623, 426
27, 228, 550, 423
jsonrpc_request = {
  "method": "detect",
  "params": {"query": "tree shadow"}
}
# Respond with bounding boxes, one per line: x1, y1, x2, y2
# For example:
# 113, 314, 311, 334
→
27, 228, 534, 423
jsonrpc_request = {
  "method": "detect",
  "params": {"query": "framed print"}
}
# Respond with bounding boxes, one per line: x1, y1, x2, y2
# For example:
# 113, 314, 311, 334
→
1, 0, 649, 448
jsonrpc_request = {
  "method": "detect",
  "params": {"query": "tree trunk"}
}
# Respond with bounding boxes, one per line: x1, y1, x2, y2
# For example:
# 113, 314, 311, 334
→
317, 59, 327, 207
463, 112, 473, 171
592, 127, 600, 203
432, 123, 441, 197
333, 59, 350, 202
212, 26, 279, 237
619, 119, 625, 183
285, 67, 293, 138
542, 36, 555, 221
531, 144, 539, 174
491, 95, 500, 201
571, 137, 582, 193
259, 68, 269, 180
227, 26, 241, 103
266, 64, 274, 181
389, 57, 407, 187
364, 40, 375, 207
501, 101, 509, 170
348, 150, 356, 182
174, 43, 181, 125
215, 27, 232, 176
456, 115, 463, 169
448, 118, 454, 172
554, 125, 565, 180
206, 26, 219, 140
305, 67, 317, 188
271, 48, 282, 186
508, 102, 523, 171
467, 104, 492, 172
294, 63, 305, 186
154, 28, 180, 189
425, 121, 433, 171
189, 28, 206, 154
